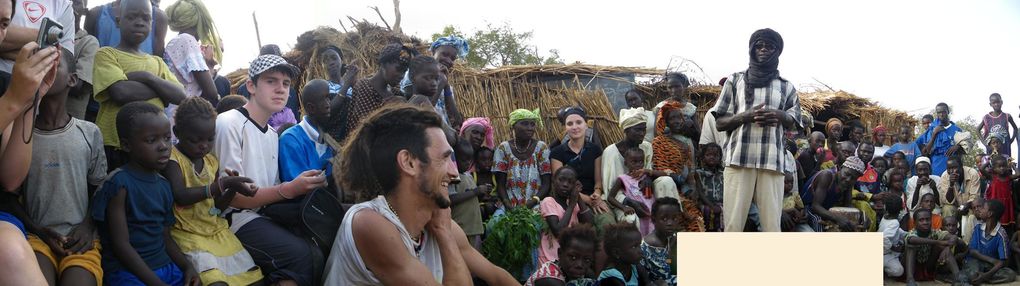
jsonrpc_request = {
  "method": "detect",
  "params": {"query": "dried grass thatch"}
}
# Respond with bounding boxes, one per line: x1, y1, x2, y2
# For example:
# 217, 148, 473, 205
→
798, 90, 919, 132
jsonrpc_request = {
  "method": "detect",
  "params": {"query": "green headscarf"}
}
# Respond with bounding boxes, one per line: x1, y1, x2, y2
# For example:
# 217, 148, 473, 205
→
508, 108, 543, 128
166, 0, 222, 64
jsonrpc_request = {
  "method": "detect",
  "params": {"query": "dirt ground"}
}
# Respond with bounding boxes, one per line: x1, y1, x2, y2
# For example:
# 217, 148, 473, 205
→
883, 277, 1020, 285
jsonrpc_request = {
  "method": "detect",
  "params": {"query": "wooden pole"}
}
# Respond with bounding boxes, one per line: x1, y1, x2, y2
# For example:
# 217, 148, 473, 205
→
252, 12, 263, 50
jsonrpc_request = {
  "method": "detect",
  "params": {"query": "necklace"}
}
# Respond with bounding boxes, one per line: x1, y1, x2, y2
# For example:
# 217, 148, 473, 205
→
512, 138, 534, 154
384, 197, 422, 244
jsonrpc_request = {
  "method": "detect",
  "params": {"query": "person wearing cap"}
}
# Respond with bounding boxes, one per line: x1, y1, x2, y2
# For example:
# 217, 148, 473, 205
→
213, 54, 328, 286
710, 28, 802, 232
802, 156, 868, 232
551, 106, 609, 215
601, 108, 680, 224
905, 156, 942, 216
400, 36, 468, 128
93, 0, 187, 172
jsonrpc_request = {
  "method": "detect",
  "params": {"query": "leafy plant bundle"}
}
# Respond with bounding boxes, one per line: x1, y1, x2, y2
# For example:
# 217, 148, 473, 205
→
481, 207, 544, 277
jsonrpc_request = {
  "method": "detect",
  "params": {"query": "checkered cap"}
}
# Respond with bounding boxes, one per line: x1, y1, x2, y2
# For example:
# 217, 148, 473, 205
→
248, 54, 299, 80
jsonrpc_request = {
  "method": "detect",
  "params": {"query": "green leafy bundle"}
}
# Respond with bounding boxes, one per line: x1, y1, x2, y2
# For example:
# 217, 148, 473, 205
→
481, 207, 544, 277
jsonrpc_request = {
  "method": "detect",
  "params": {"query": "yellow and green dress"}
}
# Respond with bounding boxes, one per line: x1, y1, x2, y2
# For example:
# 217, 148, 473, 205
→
169, 148, 263, 285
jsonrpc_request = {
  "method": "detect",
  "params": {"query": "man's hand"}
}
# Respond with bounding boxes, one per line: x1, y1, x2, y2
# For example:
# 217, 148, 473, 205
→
288, 170, 328, 197
837, 218, 856, 232
8, 43, 58, 104
933, 125, 945, 135
427, 207, 453, 235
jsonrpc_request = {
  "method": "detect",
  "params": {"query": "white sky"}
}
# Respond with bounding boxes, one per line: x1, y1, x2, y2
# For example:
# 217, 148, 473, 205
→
90, 0, 1020, 145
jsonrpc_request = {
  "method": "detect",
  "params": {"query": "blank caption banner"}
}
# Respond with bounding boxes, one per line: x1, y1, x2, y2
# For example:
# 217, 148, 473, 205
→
676, 233, 882, 285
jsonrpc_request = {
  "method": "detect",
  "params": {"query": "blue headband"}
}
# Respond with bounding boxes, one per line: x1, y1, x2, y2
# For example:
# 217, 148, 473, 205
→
430, 36, 470, 58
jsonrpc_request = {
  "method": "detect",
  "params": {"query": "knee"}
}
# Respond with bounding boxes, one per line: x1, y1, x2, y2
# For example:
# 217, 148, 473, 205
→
885, 262, 904, 277
0, 223, 33, 263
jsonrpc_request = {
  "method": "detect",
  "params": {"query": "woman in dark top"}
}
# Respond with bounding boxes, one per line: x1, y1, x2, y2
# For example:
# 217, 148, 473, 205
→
550, 106, 609, 214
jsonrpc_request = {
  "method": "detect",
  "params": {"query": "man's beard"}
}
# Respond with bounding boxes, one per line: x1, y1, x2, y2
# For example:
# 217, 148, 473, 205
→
418, 177, 451, 209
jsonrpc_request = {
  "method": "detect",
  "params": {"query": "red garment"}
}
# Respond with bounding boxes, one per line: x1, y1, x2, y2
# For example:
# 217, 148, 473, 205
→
986, 177, 1015, 226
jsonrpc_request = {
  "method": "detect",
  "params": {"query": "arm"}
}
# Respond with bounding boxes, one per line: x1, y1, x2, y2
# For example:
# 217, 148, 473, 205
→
977, 121, 986, 140
449, 185, 487, 205
715, 112, 750, 133
164, 229, 198, 286
551, 159, 563, 175
0, 112, 34, 192
161, 161, 213, 206
0, 26, 39, 54
545, 201, 577, 238
104, 80, 160, 105
191, 69, 220, 105
108, 188, 168, 285
606, 179, 633, 214
1009, 116, 1018, 143
594, 156, 604, 196
968, 249, 1007, 283
494, 172, 510, 208
531, 174, 552, 207
152, 10, 168, 57
354, 210, 470, 286
84, 7, 100, 38
443, 89, 463, 130
329, 92, 350, 117
228, 171, 324, 209
131, 71, 186, 105
809, 172, 849, 226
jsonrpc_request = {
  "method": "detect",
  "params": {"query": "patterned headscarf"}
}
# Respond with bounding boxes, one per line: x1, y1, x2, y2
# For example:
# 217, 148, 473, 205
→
166, 0, 222, 63
843, 156, 866, 174
460, 117, 495, 149
656, 101, 683, 136
509, 108, 543, 128
826, 118, 843, 133
872, 125, 886, 137
619, 107, 648, 130
430, 36, 470, 58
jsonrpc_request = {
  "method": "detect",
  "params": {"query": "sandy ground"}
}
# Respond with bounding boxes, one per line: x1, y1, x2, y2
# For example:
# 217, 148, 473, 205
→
883, 277, 1020, 285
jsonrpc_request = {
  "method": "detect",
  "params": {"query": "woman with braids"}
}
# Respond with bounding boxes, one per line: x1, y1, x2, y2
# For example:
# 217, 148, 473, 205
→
343, 43, 416, 142
493, 108, 552, 209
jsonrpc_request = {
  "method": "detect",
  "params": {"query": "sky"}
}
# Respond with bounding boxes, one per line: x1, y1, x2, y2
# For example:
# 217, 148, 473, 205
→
91, 0, 1020, 153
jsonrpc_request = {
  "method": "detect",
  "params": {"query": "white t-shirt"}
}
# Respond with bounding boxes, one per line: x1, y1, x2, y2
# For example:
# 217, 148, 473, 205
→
905, 175, 942, 213
0, 0, 75, 72
879, 218, 906, 255
213, 108, 280, 231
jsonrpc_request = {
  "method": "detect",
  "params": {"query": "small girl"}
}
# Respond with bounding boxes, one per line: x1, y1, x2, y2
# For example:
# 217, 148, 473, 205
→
985, 155, 1018, 229
608, 148, 657, 236
539, 166, 594, 265
93, 102, 198, 285
525, 225, 598, 286
598, 223, 649, 286
782, 172, 813, 232
160, 97, 263, 285
642, 198, 682, 285
474, 147, 500, 221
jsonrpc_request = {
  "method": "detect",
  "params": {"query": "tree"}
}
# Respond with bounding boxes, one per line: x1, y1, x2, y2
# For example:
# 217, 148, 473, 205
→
431, 23, 564, 69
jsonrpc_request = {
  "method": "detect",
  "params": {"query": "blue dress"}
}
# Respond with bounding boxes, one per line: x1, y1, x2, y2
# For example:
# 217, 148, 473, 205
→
92, 167, 176, 275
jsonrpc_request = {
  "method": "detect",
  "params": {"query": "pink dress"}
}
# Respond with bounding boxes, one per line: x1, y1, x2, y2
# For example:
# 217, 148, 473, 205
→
620, 174, 655, 236
538, 197, 579, 265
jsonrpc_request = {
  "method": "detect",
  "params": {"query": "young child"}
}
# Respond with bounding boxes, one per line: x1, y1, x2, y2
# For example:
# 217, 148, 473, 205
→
525, 225, 598, 286
903, 208, 965, 285
598, 223, 650, 286
781, 172, 812, 232
449, 138, 488, 250
92, 102, 198, 285
879, 195, 907, 278
17, 48, 106, 285
695, 143, 724, 232
977, 93, 1017, 157
540, 166, 594, 265
215, 94, 246, 114
884, 168, 908, 203
871, 157, 890, 192
965, 199, 1018, 285
984, 155, 1018, 231
887, 151, 912, 180
474, 146, 501, 221
907, 193, 944, 231
93, 0, 186, 171
160, 97, 264, 285
642, 198, 683, 285
608, 148, 657, 236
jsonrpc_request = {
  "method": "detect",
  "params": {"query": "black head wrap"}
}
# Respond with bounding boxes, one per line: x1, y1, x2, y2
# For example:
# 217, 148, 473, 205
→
745, 28, 784, 88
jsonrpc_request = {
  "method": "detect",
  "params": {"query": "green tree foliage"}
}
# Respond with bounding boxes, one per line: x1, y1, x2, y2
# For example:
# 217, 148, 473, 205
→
431, 23, 564, 69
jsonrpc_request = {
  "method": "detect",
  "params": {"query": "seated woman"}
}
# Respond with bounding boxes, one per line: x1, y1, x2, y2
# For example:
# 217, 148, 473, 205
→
601, 108, 678, 226
551, 107, 611, 225
802, 156, 869, 232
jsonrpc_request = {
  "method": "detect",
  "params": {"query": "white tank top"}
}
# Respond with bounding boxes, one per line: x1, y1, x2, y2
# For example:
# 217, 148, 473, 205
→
324, 196, 444, 285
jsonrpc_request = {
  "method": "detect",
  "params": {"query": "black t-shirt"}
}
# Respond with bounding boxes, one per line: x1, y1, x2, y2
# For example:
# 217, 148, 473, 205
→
550, 141, 603, 195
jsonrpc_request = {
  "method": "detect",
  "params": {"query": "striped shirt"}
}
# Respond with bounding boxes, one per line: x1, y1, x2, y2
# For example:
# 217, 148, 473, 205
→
709, 72, 802, 172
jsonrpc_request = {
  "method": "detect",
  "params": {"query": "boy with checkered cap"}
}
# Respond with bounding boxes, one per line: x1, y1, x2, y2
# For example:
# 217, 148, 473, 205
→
213, 54, 327, 285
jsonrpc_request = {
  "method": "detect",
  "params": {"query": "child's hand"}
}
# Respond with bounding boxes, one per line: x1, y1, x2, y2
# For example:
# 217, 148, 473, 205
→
622, 206, 636, 215
475, 184, 492, 198
636, 204, 652, 218
63, 222, 96, 255
38, 227, 68, 257
568, 183, 581, 205
183, 264, 201, 286
781, 213, 795, 231
220, 176, 257, 197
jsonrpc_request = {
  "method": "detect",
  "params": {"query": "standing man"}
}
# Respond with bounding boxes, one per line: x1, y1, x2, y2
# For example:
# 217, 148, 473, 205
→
710, 28, 802, 232
916, 103, 962, 176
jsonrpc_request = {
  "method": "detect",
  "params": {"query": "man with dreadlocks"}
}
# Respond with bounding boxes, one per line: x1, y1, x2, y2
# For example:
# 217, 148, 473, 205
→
163, 0, 222, 133
710, 28, 802, 232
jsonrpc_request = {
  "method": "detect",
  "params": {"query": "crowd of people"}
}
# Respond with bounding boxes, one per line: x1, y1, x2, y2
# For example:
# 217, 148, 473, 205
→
0, 0, 1018, 285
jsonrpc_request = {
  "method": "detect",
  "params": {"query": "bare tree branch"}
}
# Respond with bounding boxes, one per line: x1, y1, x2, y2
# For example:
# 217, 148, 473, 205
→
370, 6, 391, 31
347, 16, 360, 29
338, 19, 348, 33
392, 0, 402, 34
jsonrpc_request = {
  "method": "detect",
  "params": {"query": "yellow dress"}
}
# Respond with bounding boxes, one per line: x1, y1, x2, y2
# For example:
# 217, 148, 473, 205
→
169, 148, 263, 285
